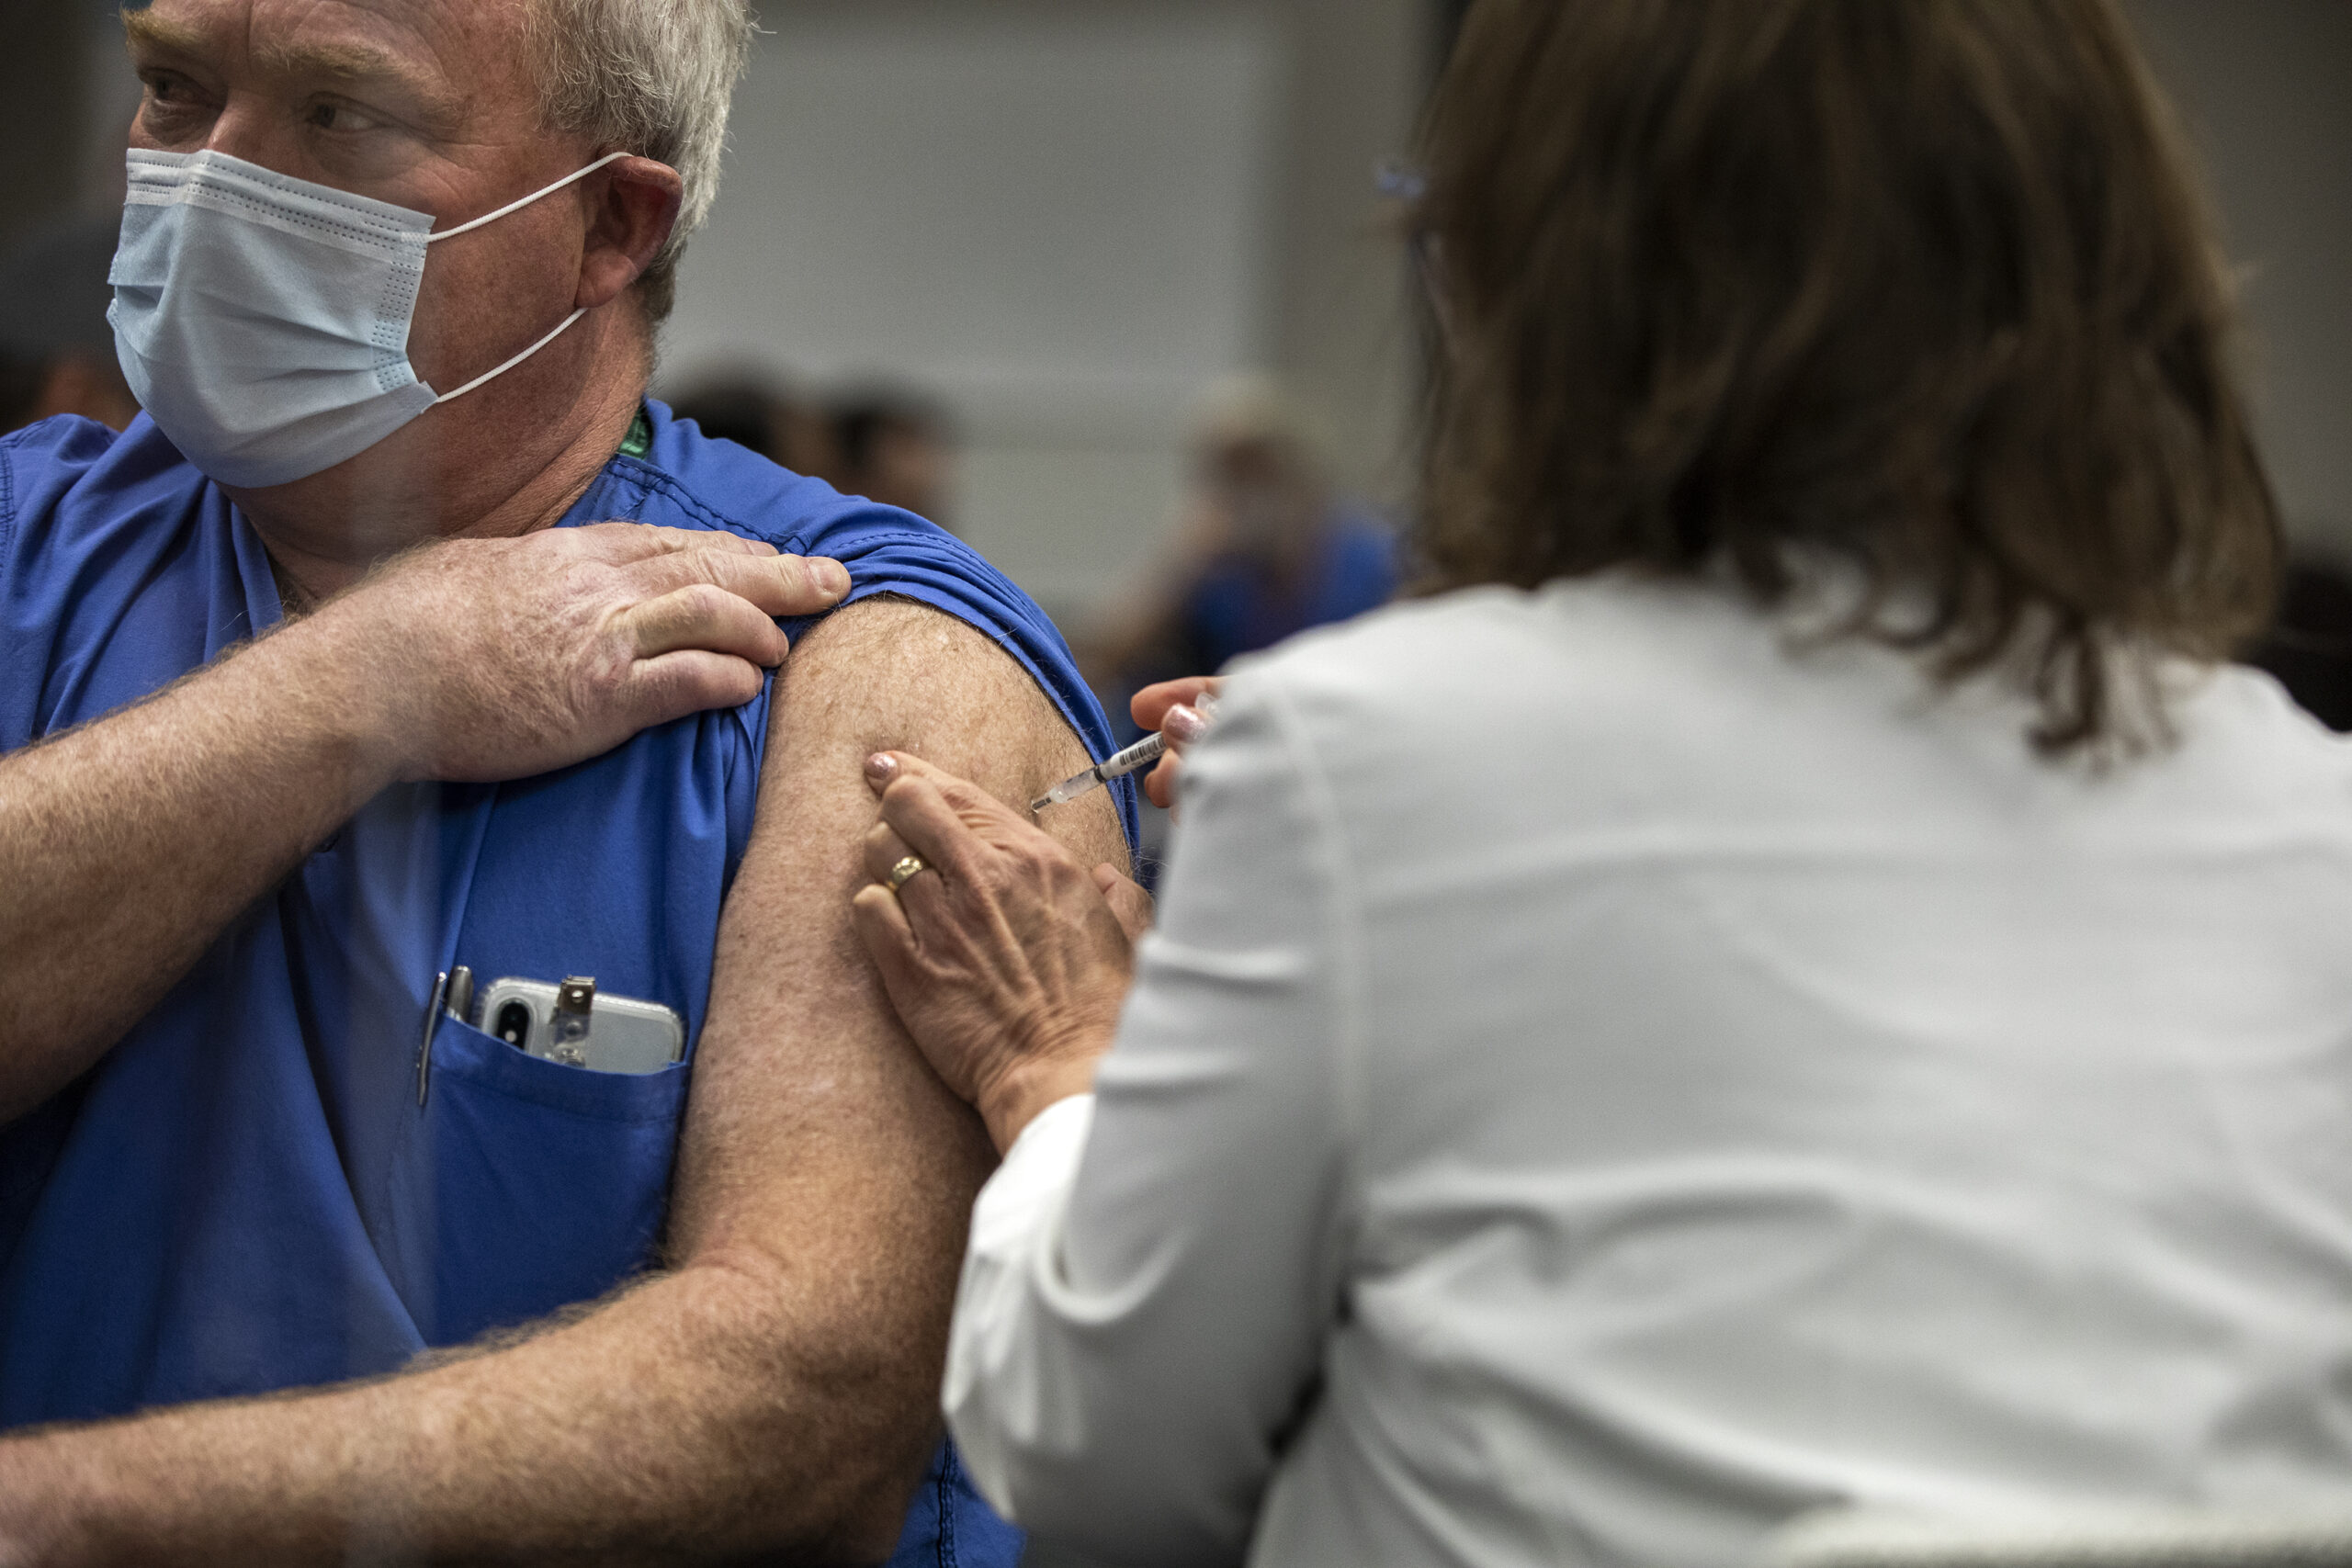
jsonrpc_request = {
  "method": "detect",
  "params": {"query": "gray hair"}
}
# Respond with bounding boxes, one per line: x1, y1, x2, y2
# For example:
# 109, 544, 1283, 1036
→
528, 0, 756, 323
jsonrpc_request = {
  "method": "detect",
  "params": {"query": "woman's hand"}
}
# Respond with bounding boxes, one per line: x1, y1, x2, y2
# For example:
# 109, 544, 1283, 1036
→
1132, 676, 1222, 810
851, 751, 1155, 1155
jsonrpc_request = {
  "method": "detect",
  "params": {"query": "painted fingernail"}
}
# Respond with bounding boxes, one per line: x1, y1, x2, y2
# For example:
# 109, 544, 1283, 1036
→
865, 752, 899, 785
1163, 704, 1207, 744
808, 558, 851, 600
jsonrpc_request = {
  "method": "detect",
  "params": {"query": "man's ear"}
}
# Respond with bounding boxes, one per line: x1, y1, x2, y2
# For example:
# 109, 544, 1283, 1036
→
576, 155, 684, 311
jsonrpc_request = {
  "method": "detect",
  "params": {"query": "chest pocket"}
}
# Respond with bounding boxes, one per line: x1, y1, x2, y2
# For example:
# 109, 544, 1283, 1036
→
382, 1012, 692, 1344
377, 695, 761, 1347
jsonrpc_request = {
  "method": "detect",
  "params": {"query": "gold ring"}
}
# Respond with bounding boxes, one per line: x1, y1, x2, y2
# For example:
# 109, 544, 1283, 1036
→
886, 854, 929, 892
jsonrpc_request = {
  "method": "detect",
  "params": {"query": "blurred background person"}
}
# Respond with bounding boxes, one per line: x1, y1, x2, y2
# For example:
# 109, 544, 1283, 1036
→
665, 367, 841, 478
0, 218, 139, 437
844, 2, 2352, 1565
830, 379, 963, 532
1080, 374, 1396, 741
668, 370, 967, 531
0, 0, 2345, 687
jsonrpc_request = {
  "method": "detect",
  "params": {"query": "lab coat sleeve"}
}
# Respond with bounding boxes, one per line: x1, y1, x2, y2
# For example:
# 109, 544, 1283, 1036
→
944, 665, 1354, 1565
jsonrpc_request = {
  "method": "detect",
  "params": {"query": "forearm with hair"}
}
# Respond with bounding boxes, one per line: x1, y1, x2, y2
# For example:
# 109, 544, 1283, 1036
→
0, 615, 397, 1121
0, 598, 1129, 1566
0, 1258, 910, 1565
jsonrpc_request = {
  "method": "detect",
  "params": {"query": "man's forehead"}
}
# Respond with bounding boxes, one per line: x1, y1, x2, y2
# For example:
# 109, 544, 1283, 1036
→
126, 0, 530, 107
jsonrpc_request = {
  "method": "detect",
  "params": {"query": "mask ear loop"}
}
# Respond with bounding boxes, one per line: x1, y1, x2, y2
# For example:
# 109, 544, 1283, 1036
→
433, 310, 589, 404
424, 150, 638, 405
426, 150, 636, 243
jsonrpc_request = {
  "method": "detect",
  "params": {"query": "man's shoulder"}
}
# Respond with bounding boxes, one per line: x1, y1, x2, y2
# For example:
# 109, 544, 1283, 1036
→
621, 400, 851, 548
0, 412, 123, 472
626, 400, 1138, 849
627, 400, 1049, 641
0, 417, 239, 750
1, 414, 204, 555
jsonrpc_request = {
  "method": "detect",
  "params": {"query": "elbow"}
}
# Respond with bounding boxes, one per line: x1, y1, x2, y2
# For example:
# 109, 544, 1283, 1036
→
835, 1490, 928, 1567
780, 1481, 925, 1568
677, 1249, 946, 1562
808, 1444, 936, 1568
735, 1457, 926, 1568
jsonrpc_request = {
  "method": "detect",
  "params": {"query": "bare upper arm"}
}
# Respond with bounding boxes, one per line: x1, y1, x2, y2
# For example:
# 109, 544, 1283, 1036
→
657, 595, 1125, 1517
674, 592, 1126, 1258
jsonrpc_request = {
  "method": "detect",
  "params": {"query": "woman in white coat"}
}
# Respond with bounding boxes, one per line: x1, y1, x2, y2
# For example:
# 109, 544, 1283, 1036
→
850, 2, 2352, 1562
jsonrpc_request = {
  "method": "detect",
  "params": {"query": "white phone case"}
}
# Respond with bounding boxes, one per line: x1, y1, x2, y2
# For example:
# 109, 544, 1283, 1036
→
473, 977, 685, 1075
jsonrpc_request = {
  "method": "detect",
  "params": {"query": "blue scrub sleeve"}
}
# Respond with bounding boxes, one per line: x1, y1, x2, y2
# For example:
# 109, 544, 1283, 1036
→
775, 514, 1143, 857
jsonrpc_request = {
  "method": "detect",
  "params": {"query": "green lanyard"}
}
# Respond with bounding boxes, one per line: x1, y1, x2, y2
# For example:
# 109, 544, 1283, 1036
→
618, 406, 653, 461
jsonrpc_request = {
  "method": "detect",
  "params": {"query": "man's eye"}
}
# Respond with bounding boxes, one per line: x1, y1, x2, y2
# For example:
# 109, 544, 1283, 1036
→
141, 73, 202, 110
305, 100, 386, 133
137, 72, 216, 137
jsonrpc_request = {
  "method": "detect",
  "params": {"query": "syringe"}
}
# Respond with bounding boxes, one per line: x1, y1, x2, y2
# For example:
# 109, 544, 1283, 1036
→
1030, 695, 1216, 813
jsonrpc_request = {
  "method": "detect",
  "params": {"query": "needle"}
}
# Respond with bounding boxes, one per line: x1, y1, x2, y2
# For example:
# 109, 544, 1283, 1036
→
1031, 731, 1170, 813
1031, 696, 1216, 813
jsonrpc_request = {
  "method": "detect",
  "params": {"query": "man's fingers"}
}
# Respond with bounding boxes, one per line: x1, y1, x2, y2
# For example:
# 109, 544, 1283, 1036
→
700, 551, 852, 618
624, 547, 851, 619
621, 650, 767, 728
767, 553, 853, 615
578, 523, 851, 616
621, 582, 792, 666
574, 522, 779, 561
1093, 863, 1156, 942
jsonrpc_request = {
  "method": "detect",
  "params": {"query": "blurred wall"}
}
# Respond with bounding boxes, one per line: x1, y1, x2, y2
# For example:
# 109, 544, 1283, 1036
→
0, 0, 140, 247
656, 0, 1427, 624
0, 0, 89, 254
2125, 0, 2352, 558
28, 3, 2344, 604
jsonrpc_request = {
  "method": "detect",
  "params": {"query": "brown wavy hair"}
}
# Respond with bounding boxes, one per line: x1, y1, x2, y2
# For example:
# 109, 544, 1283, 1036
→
1417, 0, 2278, 753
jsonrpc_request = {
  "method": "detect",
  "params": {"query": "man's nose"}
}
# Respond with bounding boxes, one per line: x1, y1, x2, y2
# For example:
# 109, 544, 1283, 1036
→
194, 97, 316, 185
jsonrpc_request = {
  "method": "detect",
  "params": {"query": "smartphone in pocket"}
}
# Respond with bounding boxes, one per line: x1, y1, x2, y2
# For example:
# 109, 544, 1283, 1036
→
474, 977, 685, 1076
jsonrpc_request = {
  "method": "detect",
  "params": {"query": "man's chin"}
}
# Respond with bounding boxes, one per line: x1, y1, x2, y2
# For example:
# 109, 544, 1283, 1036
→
220, 433, 453, 580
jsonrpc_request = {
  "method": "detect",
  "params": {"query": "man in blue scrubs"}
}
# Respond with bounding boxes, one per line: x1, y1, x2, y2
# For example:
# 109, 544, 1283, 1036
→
0, 1, 1132, 1562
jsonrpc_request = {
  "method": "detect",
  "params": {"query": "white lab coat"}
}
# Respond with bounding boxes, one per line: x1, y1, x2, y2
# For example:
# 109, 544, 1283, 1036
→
949, 577, 2352, 1567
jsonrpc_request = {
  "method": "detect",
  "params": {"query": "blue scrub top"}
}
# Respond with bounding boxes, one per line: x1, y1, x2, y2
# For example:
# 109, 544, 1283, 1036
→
0, 400, 1135, 1566
1176, 502, 1397, 680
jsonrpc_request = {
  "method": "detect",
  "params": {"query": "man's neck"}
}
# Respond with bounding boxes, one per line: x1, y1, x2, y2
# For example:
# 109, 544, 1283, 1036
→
231, 364, 647, 610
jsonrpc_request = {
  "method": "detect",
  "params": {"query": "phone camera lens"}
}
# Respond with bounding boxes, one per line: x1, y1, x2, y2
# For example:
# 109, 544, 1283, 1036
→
494, 1000, 532, 1051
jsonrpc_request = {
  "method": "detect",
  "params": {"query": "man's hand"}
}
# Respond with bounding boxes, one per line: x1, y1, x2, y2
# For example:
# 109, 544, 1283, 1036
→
853, 751, 1152, 1154
0, 522, 845, 1119
311, 523, 849, 783
0, 599, 1131, 1564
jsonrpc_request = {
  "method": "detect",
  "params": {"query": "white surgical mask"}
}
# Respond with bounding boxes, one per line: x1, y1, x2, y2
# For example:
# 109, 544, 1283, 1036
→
108, 149, 630, 489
